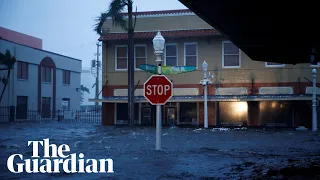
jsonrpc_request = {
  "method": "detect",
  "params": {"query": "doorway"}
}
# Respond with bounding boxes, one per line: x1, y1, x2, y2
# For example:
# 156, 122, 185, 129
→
41, 97, 51, 118
141, 107, 153, 125
16, 96, 28, 119
165, 107, 177, 126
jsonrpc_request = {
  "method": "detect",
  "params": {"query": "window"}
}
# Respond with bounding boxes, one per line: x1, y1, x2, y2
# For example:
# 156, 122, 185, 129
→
115, 45, 128, 70
265, 62, 285, 67
63, 70, 70, 85
184, 43, 198, 67
180, 103, 197, 124
116, 103, 139, 124
62, 98, 70, 111
135, 45, 147, 70
165, 44, 178, 66
42, 66, 51, 82
17, 61, 28, 80
222, 41, 240, 68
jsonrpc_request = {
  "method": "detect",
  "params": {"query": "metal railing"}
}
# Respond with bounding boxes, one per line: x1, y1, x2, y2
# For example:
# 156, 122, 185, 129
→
0, 106, 102, 124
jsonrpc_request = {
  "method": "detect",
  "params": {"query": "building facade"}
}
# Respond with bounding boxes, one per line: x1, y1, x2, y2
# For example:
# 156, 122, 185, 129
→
93, 9, 320, 128
0, 36, 82, 120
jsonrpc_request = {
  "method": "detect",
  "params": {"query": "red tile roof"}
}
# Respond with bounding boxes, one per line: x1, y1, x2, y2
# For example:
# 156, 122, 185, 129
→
99, 29, 220, 41
119, 9, 192, 16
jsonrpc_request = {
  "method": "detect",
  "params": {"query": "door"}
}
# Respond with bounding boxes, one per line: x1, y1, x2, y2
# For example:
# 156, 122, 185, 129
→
42, 97, 51, 118
16, 96, 28, 119
141, 107, 152, 125
165, 107, 177, 126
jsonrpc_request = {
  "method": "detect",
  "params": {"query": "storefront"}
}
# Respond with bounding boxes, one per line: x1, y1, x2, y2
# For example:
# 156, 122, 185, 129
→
92, 94, 316, 128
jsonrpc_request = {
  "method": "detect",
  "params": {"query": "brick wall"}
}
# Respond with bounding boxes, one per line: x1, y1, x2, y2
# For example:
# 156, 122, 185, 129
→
102, 103, 114, 125
198, 102, 216, 126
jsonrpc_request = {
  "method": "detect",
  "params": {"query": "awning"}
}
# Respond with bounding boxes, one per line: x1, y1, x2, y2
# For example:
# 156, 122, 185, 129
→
178, 0, 320, 65
89, 94, 315, 103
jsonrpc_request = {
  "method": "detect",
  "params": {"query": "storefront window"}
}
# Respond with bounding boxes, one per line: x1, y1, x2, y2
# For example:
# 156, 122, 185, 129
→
116, 103, 139, 121
259, 101, 293, 127
180, 103, 197, 123
219, 102, 248, 126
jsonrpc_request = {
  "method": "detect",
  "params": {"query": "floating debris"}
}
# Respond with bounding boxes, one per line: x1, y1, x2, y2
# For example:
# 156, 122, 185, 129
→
193, 128, 202, 131
211, 128, 230, 132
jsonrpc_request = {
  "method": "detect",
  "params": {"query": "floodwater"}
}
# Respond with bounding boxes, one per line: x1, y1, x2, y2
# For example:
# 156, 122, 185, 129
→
0, 122, 320, 179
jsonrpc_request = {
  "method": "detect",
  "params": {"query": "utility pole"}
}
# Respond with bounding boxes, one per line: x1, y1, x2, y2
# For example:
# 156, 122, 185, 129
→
92, 42, 101, 108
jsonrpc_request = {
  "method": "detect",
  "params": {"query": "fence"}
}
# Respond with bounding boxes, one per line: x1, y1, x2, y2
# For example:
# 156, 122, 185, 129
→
0, 106, 101, 124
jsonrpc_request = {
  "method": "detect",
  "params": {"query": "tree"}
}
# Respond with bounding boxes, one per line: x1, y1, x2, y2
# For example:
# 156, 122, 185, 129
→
0, 50, 16, 104
80, 85, 90, 104
94, 0, 137, 126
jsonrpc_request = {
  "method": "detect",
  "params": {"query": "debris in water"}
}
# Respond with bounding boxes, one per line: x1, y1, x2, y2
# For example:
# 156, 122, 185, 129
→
211, 128, 230, 132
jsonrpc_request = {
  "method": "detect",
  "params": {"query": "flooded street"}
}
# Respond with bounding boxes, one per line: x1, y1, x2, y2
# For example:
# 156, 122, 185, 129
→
1, 122, 320, 179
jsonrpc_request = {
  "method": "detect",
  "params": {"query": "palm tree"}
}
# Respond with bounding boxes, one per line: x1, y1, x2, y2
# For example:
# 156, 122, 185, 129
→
80, 85, 90, 104
94, 0, 137, 126
0, 50, 16, 104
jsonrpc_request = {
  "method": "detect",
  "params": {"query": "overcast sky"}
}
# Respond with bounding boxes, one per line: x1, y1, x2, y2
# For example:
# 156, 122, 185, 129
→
0, 0, 186, 105
0, 0, 186, 68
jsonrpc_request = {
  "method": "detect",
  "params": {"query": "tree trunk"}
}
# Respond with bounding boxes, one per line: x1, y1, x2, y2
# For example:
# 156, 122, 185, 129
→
0, 69, 11, 104
127, 0, 135, 126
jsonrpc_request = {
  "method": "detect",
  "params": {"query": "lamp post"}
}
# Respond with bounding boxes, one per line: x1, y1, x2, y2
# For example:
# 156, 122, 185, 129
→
312, 68, 317, 131
200, 61, 213, 129
152, 31, 165, 150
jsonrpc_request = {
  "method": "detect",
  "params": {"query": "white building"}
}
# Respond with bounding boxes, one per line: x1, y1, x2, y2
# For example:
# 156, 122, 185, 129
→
0, 38, 82, 119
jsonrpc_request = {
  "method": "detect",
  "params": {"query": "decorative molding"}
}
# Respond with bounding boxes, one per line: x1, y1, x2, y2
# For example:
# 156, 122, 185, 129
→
305, 87, 320, 95
114, 88, 199, 96
215, 87, 248, 95
259, 87, 293, 94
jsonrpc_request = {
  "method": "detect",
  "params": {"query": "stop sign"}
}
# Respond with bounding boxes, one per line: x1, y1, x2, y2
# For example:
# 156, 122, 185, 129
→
144, 75, 173, 105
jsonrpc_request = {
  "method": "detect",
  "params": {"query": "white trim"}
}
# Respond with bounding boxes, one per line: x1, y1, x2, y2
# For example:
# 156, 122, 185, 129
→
222, 41, 241, 68
108, 28, 215, 34
310, 62, 320, 67
134, 44, 147, 71
106, 12, 195, 19
184, 42, 198, 68
164, 43, 178, 66
265, 62, 285, 67
259, 87, 293, 95
114, 45, 128, 71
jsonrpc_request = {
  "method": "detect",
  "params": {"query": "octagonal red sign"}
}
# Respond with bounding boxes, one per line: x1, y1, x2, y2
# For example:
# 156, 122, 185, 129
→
144, 75, 173, 105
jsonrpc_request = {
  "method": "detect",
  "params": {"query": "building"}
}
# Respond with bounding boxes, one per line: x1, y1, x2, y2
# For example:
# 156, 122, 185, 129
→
92, 9, 320, 128
0, 27, 82, 120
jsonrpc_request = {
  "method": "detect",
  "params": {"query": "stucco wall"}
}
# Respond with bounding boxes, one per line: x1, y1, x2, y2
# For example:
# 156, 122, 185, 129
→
102, 37, 320, 87
0, 39, 81, 110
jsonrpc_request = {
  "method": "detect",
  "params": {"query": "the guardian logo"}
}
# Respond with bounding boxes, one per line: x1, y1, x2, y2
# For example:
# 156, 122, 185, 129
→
7, 139, 114, 173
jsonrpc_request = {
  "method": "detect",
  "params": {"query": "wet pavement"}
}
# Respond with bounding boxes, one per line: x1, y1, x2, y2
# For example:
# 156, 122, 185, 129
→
0, 122, 320, 180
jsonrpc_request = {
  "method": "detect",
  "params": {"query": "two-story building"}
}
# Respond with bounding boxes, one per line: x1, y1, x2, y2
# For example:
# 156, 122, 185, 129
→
92, 9, 320, 128
0, 27, 82, 120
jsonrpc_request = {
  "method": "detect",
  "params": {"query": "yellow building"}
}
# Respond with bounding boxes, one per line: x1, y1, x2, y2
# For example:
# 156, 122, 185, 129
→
92, 9, 320, 128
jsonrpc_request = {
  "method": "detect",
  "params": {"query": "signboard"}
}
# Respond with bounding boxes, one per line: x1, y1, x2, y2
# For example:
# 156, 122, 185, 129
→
143, 75, 173, 105
140, 64, 196, 75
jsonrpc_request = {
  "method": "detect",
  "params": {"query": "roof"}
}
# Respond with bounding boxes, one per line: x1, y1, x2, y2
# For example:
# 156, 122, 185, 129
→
178, 0, 320, 65
0, 26, 42, 49
89, 94, 316, 103
118, 9, 193, 17
99, 29, 220, 41
0, 38, 82, 62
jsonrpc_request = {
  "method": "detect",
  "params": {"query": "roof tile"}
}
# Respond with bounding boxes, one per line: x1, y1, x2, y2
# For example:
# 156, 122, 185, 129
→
99, 29, 220, 41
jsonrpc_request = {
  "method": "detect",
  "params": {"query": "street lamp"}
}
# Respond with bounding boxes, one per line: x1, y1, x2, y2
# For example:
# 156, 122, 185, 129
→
200, 61, 214, 129
312, 68, 317, 131
152, 31, 165, 150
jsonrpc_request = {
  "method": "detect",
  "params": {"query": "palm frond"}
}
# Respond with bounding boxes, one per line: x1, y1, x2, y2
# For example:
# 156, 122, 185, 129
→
108, 0, 128, 31
94, 12, 110, 36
